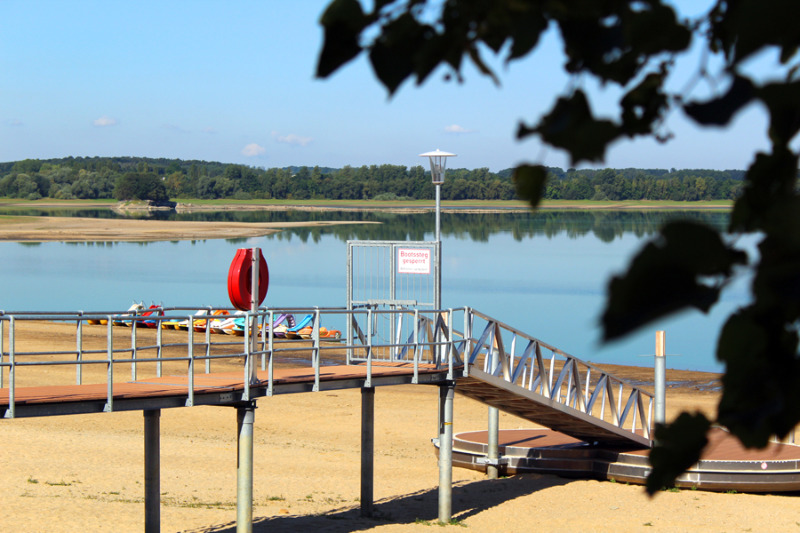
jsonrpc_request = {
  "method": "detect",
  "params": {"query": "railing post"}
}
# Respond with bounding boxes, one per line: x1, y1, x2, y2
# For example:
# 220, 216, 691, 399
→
157, 315, 164, 378
105, 320, 114, 412
76, 312, 83, 385
131, 316, 138, 382
412, 309, 419, 384
655, 330, 667, 426
365, 309, 373, 389
0, 316, 4, 389
187, 322, 194, 407
6, 317, 15, 418
463, 308, 471, 378
249, 248, 260, 385
313, 308, 321, 387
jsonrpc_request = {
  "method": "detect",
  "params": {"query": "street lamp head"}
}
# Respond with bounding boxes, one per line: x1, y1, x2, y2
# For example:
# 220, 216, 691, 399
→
420, 149, 456, 185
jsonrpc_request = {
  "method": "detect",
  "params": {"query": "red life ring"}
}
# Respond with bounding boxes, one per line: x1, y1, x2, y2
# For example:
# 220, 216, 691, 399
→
227, 248, 269, 311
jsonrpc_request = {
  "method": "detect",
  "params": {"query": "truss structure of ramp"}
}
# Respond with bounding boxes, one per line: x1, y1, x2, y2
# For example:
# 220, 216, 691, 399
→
455, 309, 653, 448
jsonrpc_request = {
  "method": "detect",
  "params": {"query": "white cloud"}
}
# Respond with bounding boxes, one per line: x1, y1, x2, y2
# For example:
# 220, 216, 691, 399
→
241, 143, 266, 157
444, 124, 475, 134
272, 131, 313, 146
93, 115, 118, 127
162, 123, 189, 133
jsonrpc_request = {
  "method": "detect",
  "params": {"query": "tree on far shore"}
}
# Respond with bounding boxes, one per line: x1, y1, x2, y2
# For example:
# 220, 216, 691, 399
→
113, 172, 169, 202
316, 0, 800, 492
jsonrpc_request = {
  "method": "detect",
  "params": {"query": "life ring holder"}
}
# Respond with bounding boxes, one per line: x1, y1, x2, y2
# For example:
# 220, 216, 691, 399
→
227, 248, 269, 311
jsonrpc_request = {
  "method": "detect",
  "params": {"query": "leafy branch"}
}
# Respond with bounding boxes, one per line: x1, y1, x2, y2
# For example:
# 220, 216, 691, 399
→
317, 0, 800, 493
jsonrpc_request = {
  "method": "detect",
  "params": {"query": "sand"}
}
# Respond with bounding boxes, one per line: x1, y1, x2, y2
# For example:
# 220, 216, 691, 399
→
0, 215, 378, 242
2, 210, 797, 532
0, 321, 797, 533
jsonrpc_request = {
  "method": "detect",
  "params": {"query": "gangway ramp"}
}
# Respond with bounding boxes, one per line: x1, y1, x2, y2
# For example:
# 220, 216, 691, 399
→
349, 307, 654, 449
457, 309, 653, 448
456, 369, 651, 447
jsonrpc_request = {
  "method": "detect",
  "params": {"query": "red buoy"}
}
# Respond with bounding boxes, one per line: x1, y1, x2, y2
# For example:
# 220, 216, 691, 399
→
227, 248, 269, 311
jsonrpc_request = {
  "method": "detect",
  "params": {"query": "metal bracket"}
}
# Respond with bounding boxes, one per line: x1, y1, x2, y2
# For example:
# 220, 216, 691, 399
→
476, 456, 508, 466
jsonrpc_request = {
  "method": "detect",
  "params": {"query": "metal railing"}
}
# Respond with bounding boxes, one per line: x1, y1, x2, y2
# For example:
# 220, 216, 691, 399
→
0, 306, 654, 442
0, 306, 460, 418
462, 308, 654, 439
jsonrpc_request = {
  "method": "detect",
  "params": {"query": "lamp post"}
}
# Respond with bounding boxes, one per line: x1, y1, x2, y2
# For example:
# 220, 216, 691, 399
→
420, 148, 456, 524
420, 149, 456, 243
420, 149, 455, 310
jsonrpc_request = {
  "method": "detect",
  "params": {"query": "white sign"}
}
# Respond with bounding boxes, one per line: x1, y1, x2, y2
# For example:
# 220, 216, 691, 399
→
397, 248, 431, 274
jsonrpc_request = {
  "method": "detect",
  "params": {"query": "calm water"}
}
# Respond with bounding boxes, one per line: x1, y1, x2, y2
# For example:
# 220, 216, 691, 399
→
0, 210, 746, 372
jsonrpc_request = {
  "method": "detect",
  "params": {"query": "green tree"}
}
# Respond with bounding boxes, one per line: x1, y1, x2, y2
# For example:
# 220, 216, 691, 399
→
113, 172, 169, 202
317, 0, 800, 493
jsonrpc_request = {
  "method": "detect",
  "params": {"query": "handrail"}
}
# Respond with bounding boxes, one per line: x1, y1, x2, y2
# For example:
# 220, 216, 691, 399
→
463, 307, 655, 440
0, 306, 464, 419
0, 306, 654, 444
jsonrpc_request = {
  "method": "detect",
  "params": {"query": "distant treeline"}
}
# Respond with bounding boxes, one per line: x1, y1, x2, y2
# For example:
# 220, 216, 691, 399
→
0, 156, 753, 202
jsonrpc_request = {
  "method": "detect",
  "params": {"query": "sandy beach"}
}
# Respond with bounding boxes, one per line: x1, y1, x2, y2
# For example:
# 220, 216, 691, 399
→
1, 323, 797, 533
2, 208, 797, 532
0, 214, 378, 242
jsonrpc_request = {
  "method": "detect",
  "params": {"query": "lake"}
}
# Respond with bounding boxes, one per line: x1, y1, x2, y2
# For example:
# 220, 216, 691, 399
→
0, 209, 745, 372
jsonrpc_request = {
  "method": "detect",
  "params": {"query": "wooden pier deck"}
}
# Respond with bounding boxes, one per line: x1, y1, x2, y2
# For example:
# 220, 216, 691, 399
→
0, 362, 452, 418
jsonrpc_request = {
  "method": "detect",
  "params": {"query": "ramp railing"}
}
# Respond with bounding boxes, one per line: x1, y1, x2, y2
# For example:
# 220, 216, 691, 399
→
462, 308, 654, 440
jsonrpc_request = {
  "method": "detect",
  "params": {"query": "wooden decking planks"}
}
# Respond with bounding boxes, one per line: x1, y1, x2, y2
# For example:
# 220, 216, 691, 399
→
0, 362, 447, 411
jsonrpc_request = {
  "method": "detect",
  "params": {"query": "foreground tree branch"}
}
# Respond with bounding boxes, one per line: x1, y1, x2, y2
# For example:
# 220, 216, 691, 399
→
317, 0, 800, 493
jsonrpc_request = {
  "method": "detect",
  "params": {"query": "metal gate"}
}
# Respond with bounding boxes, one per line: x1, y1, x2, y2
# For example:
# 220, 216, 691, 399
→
346, 240, 440, 360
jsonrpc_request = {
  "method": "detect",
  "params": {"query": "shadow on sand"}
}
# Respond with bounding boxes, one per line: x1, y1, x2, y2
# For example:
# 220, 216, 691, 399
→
186, 474, 571, 532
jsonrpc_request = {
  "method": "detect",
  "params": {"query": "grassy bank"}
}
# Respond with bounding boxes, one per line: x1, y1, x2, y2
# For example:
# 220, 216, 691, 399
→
0, 197, 733, 211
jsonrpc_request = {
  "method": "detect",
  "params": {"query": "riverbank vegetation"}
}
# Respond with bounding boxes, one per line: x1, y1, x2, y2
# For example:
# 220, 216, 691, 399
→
0, 156, 748, 203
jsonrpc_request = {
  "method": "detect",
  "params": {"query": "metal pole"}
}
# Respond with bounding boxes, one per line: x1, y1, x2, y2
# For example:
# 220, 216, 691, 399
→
655, 331, 666, 425
249, 248, 259, 384
435, 185, 442, 312
144, 409, 161, 533
237, 403, 256, 533
487, 406, 499, 479
435, 184, 441, 243
361, 387, 375, 517
438, 382, 455, 523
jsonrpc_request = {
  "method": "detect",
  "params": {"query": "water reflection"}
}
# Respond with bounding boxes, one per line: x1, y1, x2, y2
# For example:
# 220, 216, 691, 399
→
1, 207, 730, 245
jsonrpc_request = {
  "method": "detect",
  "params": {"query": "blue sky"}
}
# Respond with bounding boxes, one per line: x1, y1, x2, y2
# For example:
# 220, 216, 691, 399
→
0, 1, 776, 172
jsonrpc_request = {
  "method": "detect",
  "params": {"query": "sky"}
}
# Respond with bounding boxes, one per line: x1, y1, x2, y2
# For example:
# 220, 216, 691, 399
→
0, 1, 781, 172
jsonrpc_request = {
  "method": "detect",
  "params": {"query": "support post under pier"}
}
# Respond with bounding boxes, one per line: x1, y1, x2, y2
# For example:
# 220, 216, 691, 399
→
438, 381, 455, 523
144, 409, 161, 533
361, 387, 375, 517
237, 402, 256, 533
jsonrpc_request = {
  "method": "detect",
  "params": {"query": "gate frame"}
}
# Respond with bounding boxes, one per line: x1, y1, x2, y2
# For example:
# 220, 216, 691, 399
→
346, 240, 441, 362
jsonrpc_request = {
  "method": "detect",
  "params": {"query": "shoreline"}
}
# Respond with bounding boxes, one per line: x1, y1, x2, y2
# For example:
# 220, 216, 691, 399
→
0, 199, 731, 242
